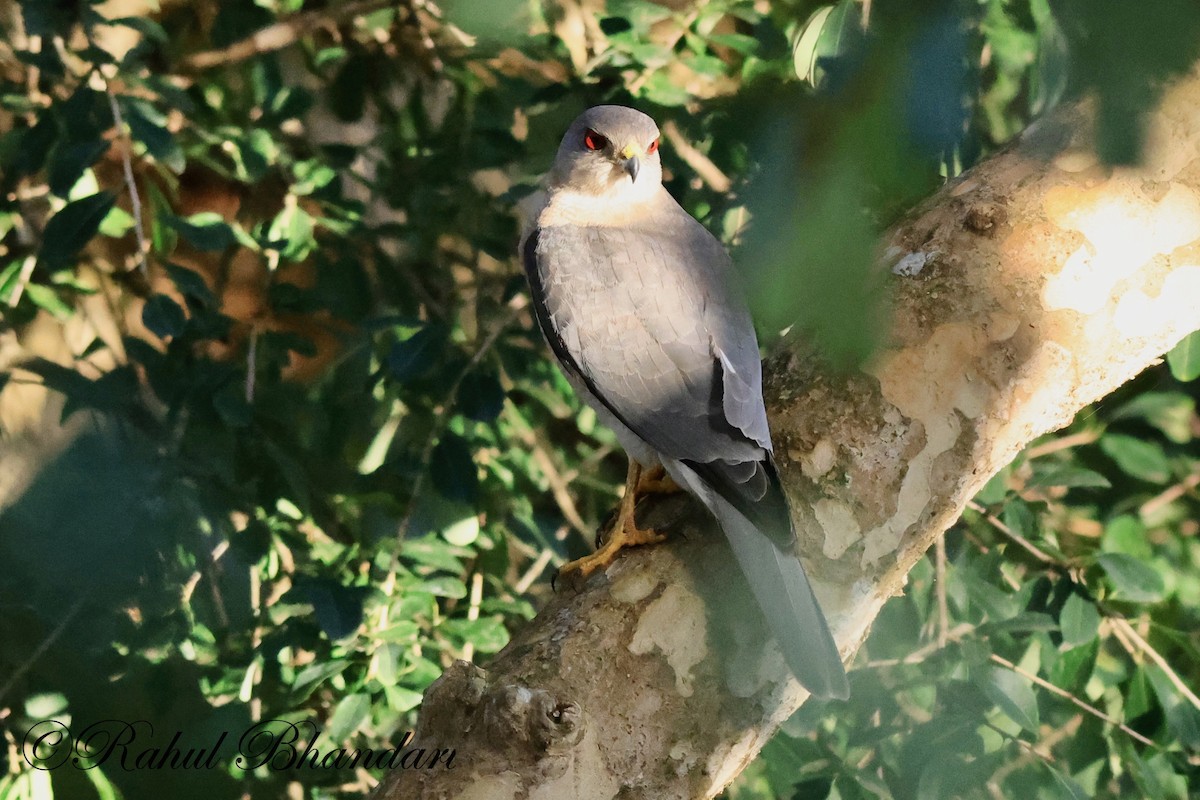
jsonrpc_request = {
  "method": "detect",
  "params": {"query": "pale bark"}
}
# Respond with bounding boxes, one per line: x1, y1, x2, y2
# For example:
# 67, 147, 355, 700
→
372, 69, 1200, 800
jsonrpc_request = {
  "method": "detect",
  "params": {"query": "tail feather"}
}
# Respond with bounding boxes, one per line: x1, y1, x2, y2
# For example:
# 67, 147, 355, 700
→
668, 461, 849, 700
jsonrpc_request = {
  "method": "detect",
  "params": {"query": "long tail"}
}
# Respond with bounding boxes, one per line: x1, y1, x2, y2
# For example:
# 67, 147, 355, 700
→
668, 460, 850, 700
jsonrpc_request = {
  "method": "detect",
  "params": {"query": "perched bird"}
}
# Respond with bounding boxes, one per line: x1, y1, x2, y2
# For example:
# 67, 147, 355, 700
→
520, 105, 848, 699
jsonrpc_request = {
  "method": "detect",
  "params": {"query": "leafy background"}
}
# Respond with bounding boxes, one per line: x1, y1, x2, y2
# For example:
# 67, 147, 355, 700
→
0, 0, 1198, 798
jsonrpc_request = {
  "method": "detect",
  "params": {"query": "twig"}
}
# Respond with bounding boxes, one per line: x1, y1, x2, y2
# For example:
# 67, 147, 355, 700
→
503, 401, 592, 538
1023, 429, 1100, 460
863, 622, 975, 667
1107, 616, 1200, 712
514, 548, 556, 593
988, 653, 1157, 748
7, 256, 36, 307
1139, 467, 1200, 518
987, 715, 1083, 797
103, 83, 149, 278
180, 0, 396, 71
661, 121, 731, 193
0, 598, 85, 705
401, 0, 444, 73
935, 532, 949, 648
181, 539, 231, 607
460, 571, 484, 663
967, 500, 1059, 565
245, 328, 259, 404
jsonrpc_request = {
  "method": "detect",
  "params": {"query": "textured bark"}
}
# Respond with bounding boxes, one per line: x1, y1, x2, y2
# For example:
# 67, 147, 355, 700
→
372, 70, 1200, 800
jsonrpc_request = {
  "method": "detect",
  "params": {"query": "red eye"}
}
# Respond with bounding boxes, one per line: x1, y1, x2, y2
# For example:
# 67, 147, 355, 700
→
647, 138, 659, 154
583, 129, 608, 151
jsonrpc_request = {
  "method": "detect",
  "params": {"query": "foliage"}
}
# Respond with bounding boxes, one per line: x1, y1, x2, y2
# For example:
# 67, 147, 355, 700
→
0, 0, 1196, 799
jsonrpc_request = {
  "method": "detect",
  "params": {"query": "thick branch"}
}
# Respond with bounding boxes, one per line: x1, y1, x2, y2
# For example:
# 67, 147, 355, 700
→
373, 69, 1200, 800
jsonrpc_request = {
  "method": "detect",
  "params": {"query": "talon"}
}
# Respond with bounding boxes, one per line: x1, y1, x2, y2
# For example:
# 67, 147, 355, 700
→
636, 464, 681, 495
555, 461, 668, 587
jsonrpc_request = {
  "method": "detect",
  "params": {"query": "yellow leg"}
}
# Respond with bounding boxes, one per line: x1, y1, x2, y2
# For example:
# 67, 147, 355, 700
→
635, 464, 681, 495
557, 461, 667, 584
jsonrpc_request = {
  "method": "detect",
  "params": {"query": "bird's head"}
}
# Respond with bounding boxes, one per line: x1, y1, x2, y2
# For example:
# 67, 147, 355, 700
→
549, 105, 662, 199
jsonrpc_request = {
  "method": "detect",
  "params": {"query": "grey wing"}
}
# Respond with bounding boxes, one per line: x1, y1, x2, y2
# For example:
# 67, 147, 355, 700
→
525, 218, 767, 461
524, 217, 788, 545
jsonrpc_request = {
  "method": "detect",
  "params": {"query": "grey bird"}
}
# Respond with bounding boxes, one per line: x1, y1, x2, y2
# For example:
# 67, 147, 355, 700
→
520, 105, 848, 699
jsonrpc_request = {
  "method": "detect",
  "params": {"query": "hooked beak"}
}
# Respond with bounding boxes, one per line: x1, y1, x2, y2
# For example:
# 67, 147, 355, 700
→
620, 144, 643, 183
623, 155, 641, 183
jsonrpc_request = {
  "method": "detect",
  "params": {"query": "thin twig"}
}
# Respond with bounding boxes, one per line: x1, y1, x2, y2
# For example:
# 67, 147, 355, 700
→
0, 598, 85, 704
863, 622, 976, 667
460, 571, 484, 663
503, 401, 591, 538
989, 653, 1157, 748
180, 0, 396, 71
514, 548, 556, 593
245, 328, 259, 404
7, 256, 36, 307
1108, 616, 1200, 712
1023, 429, 1101, 460
661, 120, 731, 193
967, 500, 1059, 565
104, 84, 149, 278
181, 540, 231, 607
935, 533, 949, 648
1140, 467, 1200, 518
401, 0, 444, 73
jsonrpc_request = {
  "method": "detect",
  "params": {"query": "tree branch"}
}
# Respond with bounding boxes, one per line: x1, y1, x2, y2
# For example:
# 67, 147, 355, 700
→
372, 67, 1200, 799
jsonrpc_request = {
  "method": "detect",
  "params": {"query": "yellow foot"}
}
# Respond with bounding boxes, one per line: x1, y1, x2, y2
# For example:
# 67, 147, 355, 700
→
557, 512, 666, 586
556, 460, 667, 589
636, 464, 681, 495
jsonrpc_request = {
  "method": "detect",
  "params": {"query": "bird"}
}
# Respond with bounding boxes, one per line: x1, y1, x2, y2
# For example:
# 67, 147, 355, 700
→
519, 105, 848, 699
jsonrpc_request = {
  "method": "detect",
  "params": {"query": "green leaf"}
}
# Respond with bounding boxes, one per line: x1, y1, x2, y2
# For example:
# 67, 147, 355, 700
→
213, 383, 253, 427
24, 284, 73, 319
122, 97, 185, 173
1031, 465, 1111, 489
1059, 593, 1100, 647
38, 192, 116, 269
431, 434, 479, 504
1111, 391, 1195, 443
102, 16, 170, 44
442, 616, 510, 654
376, 621, 420, 644
98, 205, 135, 238
301, 581, 368, 640
166, 212, 237, 252
324, 693, 371, 743
1102, 515, 1151, 559
1097, 553, 1165, 602
48, 139, 108, 197
981, 666, 1040, 732
793, 0, 866, 89
267, 201, 316, 261
457, 371, 505, 422
141, 294, 186, 339
1098, 434, 1171, 484
24, 692, 69, 719
640, 72, 692, 106
383, 684, 424, 713
401, 536, 465, 573
443, 514, 480, 547
387, 324, 447, 382
416, 576, 468, 599
1040, 762, 1091, 800
1166, 329, 1200, 381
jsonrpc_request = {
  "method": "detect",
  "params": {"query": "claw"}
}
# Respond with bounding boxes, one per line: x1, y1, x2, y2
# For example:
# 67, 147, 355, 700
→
555, 461, 668, 589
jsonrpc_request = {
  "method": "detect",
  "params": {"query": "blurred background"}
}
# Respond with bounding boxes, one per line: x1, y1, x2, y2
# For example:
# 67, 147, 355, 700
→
0, 0, 1198, 798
